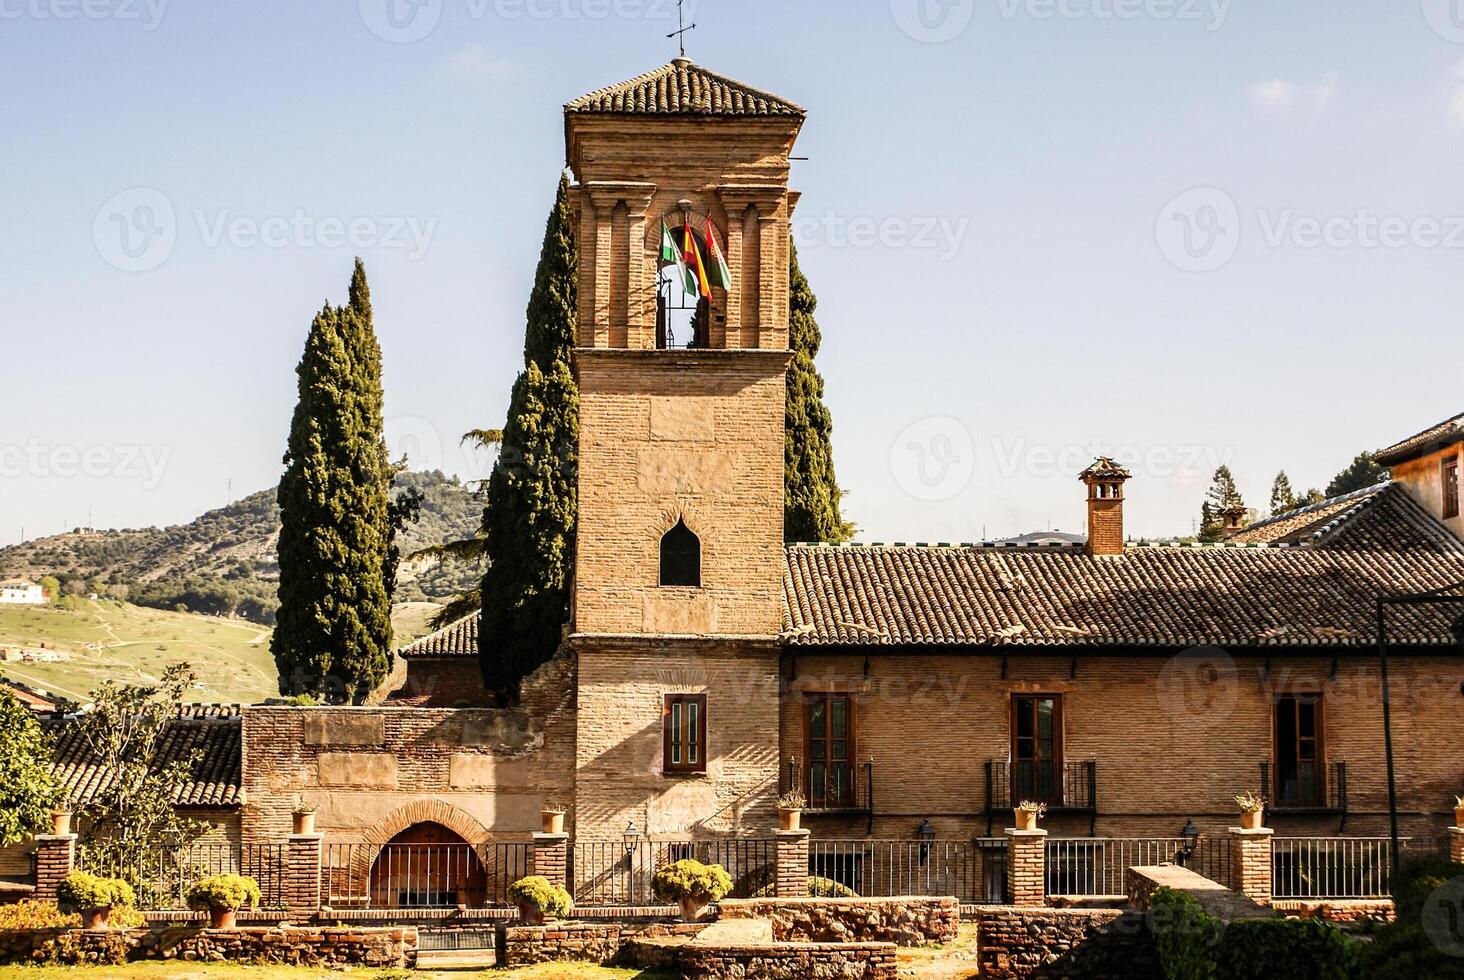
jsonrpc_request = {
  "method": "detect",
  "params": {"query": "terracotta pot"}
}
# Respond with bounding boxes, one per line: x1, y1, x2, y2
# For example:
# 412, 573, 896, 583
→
50, 810, 72, 836
1454, 806, 1464, 828
678, 897, 710, 922
1015, 809, 1038, 832
292, 811, 315, 835
517, 904, 546, 926
541, 810, 566, 835
1239, 809, 1264, 831
778, 808, 802, 833
209, 907, 238, 930
80, 907, 112, 931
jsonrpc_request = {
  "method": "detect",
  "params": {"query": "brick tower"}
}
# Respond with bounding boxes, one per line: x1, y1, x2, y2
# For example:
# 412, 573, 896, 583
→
564, 59, 804, 840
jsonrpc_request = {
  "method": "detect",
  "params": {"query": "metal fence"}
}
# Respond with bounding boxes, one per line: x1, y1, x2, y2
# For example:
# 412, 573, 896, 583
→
318, 842, 530, 909
571, 839, 777, 906
1044, 837, 1232, 897
806, 838, 1009, 904
77, 844, 288, 910
1271, 837, 1423, 899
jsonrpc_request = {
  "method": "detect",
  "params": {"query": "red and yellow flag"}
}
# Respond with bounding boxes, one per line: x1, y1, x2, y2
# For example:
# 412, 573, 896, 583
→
683, 222, 712, 300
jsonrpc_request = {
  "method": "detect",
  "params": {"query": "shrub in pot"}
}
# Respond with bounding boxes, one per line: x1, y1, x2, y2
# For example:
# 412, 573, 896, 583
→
50, 803, 73, 836
777, 790, 806, 832
540, 806, 567, 836
1235, 792, 1266, 831
1014, 801, 1046, 832
291, 798, 316, 835
652, 859, 733, 921
186, 873, 261, 929
1454, 795, 1464, 828
506, 876, 573, 926
56, 871, 135, 931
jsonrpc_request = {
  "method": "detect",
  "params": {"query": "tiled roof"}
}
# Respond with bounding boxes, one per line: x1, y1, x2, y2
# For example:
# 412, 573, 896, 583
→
0, 677, 61, 712
1376, 411, 1464, 465
566, 59, 805, 117
1228, 484, 1389, 546
45, 707, 242, 808
399, 614, 478, 659
782, 485, 1464, 649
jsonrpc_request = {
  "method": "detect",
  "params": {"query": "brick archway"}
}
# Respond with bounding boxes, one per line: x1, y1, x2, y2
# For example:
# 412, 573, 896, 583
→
363, 799, 493, 848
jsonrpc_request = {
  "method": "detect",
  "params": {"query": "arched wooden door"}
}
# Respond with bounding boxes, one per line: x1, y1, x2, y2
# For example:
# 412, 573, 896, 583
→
369, 822, 487, 908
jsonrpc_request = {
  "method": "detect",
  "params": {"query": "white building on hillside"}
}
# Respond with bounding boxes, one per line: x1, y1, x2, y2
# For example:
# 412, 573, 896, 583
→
0, 579, 47, 605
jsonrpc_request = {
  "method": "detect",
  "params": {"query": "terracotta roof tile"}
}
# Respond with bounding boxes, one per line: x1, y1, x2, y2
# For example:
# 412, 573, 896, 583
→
1228, 483, 1389, 546
398, 613, 478, 659
566, 59, 804, 117
1377, 411, 1464, 465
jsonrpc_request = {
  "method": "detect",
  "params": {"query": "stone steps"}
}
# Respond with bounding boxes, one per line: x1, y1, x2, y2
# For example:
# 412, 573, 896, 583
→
693, 918, 774, 945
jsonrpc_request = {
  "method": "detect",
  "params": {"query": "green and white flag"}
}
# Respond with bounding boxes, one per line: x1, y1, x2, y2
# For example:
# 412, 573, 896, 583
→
660, 220, 693, 293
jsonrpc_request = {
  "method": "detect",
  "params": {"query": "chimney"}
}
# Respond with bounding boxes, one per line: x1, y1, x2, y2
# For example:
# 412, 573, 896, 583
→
1219, 504, 1248, 539
1079, 457, 1132, 557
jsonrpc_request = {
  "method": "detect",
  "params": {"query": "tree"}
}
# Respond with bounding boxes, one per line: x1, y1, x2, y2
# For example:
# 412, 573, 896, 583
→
1327, 451, 1389, 497
273, 259, 394, 704
478, 177, 579, 704
1199, 465, 1245, 541
72, 663, 210, 895
1270, 471, 1297, 516
38, 575, 60, 603
1298, 487, 1326, 507
785, 242, 853, 543
0, 690, 59, 848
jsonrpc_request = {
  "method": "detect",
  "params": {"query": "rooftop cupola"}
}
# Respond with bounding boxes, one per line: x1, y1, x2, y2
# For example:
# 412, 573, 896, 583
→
1079, 457, 1132, 557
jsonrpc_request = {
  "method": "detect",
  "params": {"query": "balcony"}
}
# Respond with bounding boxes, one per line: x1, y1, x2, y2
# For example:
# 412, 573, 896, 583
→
985, 761, 1098, 834
1261, 761, 1348, 817
785, 760, 874, 827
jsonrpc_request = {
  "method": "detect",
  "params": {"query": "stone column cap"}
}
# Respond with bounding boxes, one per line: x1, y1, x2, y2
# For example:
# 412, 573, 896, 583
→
1228, 826, 1274, 837
532, 832, 570, 843
288, 833, 326, 842
774, 829, 811, 841
1450, 826, 1464, 837
1004, 828, 1049, 839
33, 834, 78, 843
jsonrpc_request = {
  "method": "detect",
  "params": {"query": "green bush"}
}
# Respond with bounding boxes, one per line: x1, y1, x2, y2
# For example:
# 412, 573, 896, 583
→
506, 876, 573, 919
751, 876, 859, 899
652, 859, 733, 904
56, 871, 135, 912
1355, 858, 1464, 980
1149, 886, 1356, 980
185, 874, 262, 912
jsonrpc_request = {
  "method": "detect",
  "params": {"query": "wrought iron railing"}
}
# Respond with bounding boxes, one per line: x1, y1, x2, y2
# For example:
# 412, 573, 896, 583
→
1044, 837, 1232, 897
319, 842, 529, 909
785, 759, 875, 815
1261, 761, 1347, 814
805, 838, 1009, 904
76, 843, 288, 910
571, 839, 776, 907
1272, 837, 1393, 899
986, 760, 1097, 813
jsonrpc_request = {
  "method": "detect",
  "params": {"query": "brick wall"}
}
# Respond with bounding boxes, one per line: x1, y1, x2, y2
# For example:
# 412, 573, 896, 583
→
717, 896, 959, 946
399, 659, 493, 707
780, 652, 1464, 841
976, 908, 1160, 979
240, 655, 575, 845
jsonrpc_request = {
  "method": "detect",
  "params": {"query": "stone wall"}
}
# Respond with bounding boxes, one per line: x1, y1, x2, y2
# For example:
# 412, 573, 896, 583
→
975, 908, 1160, 979
717, 897, 959, 947
651, 941, 897, 980
499, 919, 705, 967
240, 655, 575, 845
1125, 864, 1272, 922
1, 926, 415, 968
1273, 899, 1395, 924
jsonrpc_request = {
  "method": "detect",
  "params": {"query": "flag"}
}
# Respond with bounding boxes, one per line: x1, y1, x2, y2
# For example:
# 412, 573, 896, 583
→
704, 217, 732, 290
660, 220, 691, 293
682, 221, 712, 300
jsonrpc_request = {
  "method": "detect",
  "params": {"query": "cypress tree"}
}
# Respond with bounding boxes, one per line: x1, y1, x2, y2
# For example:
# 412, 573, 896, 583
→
273, 259, 394, 704
785, 242, 853, 543
477, 177, 579, 704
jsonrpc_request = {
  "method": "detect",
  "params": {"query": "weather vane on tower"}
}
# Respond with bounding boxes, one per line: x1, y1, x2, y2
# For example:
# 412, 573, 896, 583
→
667, 0, 696, 58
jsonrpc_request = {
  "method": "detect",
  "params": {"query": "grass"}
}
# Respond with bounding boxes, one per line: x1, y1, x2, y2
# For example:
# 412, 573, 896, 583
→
0, 967, 674, 980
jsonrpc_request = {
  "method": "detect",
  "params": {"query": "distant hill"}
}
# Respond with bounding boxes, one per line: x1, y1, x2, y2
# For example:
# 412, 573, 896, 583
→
0, 471, 483, 625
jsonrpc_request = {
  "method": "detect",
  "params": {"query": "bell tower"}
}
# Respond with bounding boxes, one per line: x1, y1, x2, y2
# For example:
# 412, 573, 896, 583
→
565, 58, 805, 640
565, 59, 804, 840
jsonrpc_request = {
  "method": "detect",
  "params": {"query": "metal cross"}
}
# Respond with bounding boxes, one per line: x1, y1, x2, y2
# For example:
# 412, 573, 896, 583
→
667, 0, 695, 58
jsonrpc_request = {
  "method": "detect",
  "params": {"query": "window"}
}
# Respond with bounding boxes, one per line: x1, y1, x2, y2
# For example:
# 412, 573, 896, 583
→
1012, 695, 1063, 805
805, 694, 856, 808
663, 694, 707, 774
1274, 694, 1323, 807
659, 518, 701, 587
1444, 456, 1460, 520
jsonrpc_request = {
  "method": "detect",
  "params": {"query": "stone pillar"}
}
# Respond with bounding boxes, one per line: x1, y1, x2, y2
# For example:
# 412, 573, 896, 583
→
1450, 826, 1464, 865
774, 829, 810, 899
1230, 827, 1274, 906
286, 833, 323, 923
532, 832, 570, 890
718, 186, 784, 349
1005, 828, 1048, 908
622, 185, 657, 349
32, 834, 76, 904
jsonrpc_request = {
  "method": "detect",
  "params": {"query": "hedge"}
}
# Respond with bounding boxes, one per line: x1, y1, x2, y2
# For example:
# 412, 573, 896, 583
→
1149, 887, 1356, 980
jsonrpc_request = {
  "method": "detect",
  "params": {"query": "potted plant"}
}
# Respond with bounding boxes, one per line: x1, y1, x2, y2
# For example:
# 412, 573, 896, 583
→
1235, 792, 1265, 830
57, 871, 135, 931
50, 799, 74, 836
1014, 801, 1046, 832
291, 798, 316, 835
186, 874, 261, 929
1455, 796, 1464, 828
651, 859, 733, 922
777, 790, 806, 832
541, 805, 567, 836
506, 876, 573, 926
